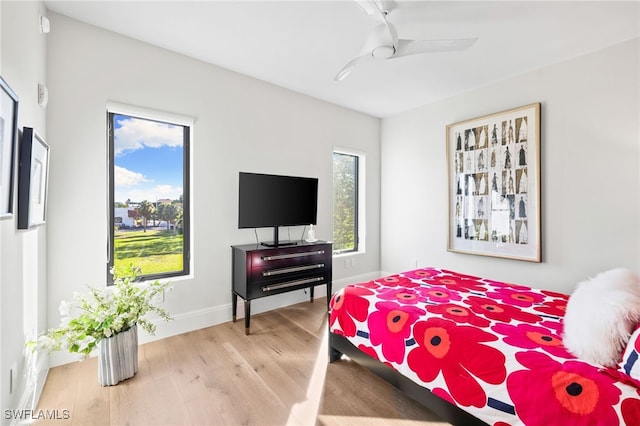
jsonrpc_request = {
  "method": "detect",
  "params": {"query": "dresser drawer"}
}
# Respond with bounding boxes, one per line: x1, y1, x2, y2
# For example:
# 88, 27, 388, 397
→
250, 248, 329, 272
259, 261, 327, 278
247, 272, 329, 299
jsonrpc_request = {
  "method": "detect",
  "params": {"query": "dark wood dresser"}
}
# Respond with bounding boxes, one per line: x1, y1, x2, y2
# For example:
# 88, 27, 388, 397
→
231, 241, 332, 334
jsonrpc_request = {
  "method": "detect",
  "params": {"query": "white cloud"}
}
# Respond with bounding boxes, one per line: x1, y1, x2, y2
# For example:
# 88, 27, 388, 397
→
152, 184, 182, 199
114, 116, 183, 156
115, 185, 183, 204
114, 165, 151, 187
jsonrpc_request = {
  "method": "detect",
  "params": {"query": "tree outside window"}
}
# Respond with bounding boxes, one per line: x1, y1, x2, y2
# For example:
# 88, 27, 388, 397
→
333, 151, 358, 253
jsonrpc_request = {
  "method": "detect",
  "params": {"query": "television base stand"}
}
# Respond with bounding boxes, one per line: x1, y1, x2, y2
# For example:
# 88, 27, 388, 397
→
259, 226, 303, 247
261, 240, 298, 247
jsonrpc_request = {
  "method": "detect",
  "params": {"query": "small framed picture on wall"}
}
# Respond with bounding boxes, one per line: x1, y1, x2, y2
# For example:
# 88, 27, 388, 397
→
18, 127, 50, 229
0, 76, 19, 218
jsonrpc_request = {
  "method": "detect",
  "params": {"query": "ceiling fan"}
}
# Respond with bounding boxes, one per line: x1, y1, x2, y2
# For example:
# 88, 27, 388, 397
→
335, 0, 478, 81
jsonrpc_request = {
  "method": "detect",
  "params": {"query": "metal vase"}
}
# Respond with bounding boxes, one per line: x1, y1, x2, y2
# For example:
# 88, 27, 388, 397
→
98, 324, 138, 386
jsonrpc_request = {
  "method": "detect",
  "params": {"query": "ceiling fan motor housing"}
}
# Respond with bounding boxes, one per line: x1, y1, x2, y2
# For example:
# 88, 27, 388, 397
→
367, 21, 398, 59
372, 45, 395, 59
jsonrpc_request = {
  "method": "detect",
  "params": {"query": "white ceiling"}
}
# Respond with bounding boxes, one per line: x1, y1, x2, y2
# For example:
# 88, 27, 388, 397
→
44, 1, 639, 118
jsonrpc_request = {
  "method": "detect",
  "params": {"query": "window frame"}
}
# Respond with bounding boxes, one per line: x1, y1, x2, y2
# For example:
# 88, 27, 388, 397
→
332, 148, 365, 256
106, 103, 192, 285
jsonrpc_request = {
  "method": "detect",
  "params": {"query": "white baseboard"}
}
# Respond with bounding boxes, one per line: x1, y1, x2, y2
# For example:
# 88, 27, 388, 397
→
139, 271, 385, 347
145, 271, 383, 342
48, 271, 385, 367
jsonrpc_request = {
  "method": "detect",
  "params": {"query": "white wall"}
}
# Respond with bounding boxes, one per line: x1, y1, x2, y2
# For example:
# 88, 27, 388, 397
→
45, 12, 380, 366
0, 0, 49, 418
381, 38, 640, 294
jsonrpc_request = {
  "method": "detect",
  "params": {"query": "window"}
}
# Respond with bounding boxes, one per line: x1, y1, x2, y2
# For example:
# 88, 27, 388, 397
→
107, 106, 191, 283
333, 150, 362, 254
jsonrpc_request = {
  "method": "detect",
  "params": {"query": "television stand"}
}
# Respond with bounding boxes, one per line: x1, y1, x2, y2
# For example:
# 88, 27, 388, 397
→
231, 240, 332, 334
260, 225, 308, 247
261, 240, 297, 247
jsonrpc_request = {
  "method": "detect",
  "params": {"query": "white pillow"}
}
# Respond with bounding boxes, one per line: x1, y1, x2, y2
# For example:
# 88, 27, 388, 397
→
563, 268, 640, 367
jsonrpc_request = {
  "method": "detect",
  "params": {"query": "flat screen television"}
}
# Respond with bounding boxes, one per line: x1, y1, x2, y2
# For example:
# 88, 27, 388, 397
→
238, 172, 318, 246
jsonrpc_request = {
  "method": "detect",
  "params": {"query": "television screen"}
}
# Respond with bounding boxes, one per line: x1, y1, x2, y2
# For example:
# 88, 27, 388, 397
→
238, 172, 318, 229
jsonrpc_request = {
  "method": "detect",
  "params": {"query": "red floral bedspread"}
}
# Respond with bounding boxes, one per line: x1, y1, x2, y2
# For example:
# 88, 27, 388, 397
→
329, 268, 640, 426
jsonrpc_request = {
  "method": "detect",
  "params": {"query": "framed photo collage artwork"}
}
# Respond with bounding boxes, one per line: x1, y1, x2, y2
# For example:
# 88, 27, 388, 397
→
447, 103, 541, 262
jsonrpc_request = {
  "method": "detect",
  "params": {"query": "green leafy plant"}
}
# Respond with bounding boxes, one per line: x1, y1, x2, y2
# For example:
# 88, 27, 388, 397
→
28, 266, 172, 357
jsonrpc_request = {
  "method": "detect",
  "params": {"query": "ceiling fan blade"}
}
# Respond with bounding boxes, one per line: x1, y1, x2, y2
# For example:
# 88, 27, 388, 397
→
395, 38, 478, 58
334, 54, 372, 81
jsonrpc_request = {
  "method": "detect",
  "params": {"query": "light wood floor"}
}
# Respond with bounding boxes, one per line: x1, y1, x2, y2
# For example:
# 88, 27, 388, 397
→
35, 298, 448, 425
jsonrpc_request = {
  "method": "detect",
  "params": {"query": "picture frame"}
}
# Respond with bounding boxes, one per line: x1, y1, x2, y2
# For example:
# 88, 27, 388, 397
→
446, 103, 541, 262
0, 76, 19, 218
18, 127, 50, 229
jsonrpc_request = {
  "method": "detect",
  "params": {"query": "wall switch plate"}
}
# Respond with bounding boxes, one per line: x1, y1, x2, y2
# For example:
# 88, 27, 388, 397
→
39, 15, 50, 33
38, 83, 48, 107
151, 289, 165, 305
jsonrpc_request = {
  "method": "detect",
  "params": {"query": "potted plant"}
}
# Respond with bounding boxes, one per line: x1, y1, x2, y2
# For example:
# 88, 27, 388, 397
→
28, 266, 172, 386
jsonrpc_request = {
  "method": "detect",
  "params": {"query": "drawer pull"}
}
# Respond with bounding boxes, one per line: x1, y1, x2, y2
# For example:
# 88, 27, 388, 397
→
262, 277, 323, 292
262, 250, 325, 261
263, 263, 325, 277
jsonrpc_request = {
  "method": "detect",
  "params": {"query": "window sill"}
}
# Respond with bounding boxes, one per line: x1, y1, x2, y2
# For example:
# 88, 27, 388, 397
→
333, 250, 365, 258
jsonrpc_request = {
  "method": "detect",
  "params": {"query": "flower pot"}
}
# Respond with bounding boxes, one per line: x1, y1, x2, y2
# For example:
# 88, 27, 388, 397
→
98, 325, 138, 386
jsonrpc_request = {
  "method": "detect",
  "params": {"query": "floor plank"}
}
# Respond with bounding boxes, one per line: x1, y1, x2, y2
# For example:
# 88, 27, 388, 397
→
34, 298, 449, 425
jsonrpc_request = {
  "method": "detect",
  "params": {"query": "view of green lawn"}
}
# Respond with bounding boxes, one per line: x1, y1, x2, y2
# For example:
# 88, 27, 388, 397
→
113, 229, 183, 277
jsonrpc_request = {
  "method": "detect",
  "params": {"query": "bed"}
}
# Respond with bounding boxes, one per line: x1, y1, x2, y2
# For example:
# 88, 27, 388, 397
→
328, 267, 640, 426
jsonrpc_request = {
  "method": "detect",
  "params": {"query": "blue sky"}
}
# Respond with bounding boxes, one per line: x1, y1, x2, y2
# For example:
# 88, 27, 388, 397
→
114, 114, 184, 203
